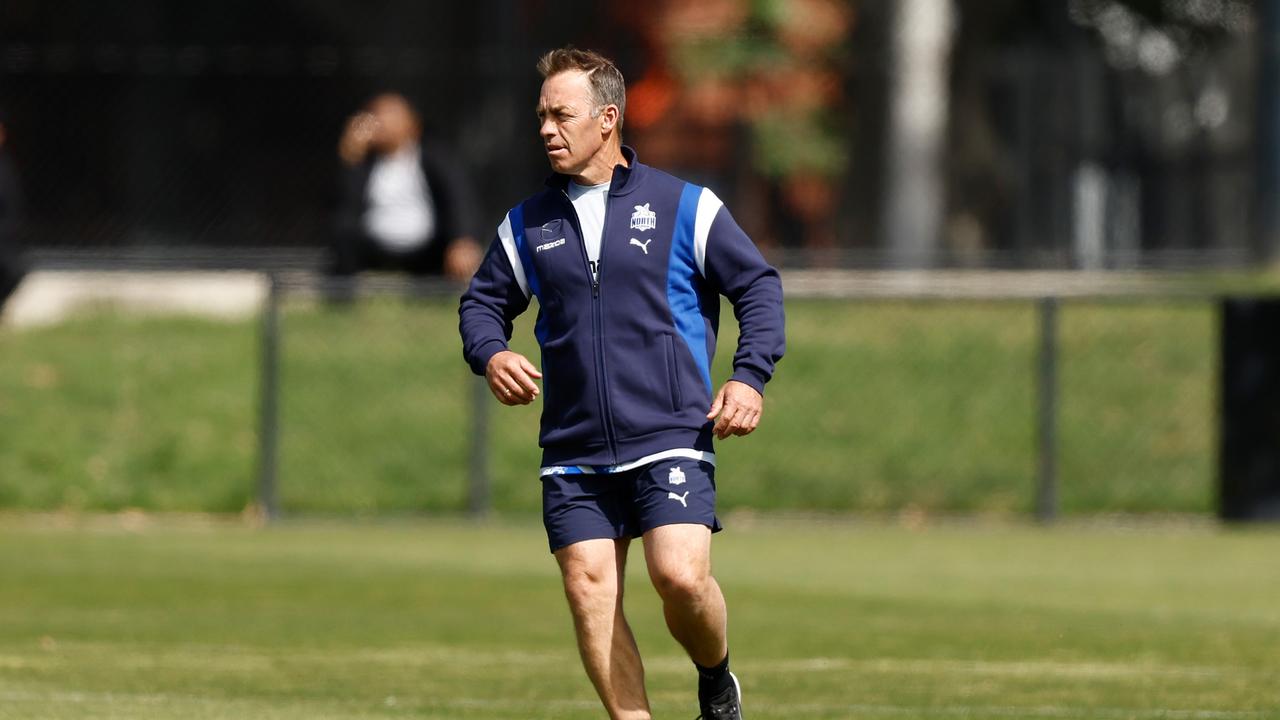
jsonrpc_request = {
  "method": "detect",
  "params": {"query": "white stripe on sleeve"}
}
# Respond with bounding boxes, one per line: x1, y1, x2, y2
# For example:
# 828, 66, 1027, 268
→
496, 213, 530, 299
692, 187, 724, 277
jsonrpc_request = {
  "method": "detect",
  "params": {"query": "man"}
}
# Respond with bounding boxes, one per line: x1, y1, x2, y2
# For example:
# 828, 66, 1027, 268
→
459, 47, 784, 719
0, 107, 24, 311
331, 92, 482, 283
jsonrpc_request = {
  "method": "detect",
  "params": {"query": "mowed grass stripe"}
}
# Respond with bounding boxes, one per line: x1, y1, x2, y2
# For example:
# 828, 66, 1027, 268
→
2, 641, 1261, 679
0, 691, 1266, 720
0, 520, 1275, 719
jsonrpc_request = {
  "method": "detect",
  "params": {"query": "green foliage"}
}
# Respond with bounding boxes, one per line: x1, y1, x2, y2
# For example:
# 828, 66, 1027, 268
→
671, 35, 778, 81
751, 109, 851, 180
668, 2, 851, 180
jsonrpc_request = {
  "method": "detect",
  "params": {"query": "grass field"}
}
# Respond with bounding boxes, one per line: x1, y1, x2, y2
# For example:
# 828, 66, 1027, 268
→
0, 297, 1215, 515
0, 517, 1276, 719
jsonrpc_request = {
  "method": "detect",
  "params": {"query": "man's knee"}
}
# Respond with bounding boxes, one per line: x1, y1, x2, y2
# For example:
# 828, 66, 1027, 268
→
562, 565, 614, 607
557, 545, 622, 613
649, 561, 710, 605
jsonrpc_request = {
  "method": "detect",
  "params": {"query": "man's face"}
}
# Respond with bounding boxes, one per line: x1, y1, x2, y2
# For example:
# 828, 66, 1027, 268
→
368, 95, 418, 154
537, 70, 607, 176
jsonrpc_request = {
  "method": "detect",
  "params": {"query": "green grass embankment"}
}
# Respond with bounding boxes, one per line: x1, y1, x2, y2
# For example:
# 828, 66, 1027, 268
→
0, 298, 1215, 515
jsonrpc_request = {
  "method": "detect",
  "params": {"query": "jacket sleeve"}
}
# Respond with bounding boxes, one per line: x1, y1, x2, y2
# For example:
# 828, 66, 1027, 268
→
459, 216, 532, 376
422, 141, 480, 243
332, 154, 365, 232
701, 200, 786, 395
0, 154, 23, 243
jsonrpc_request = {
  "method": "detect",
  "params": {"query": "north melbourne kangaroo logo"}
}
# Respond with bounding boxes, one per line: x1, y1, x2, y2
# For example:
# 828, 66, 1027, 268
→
629, 237, 652, 255
630, 203, 657, 231
668, 491, 690, 508
668, 466, 687, 486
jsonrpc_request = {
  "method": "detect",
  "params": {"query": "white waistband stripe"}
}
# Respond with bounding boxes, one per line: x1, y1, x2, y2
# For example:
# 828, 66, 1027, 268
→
540, 448, 716, 477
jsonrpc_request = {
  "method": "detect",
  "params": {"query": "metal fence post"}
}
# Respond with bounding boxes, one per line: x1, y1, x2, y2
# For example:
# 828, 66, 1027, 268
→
1258, 0, 1280, 262
468, 375, 491, 518
256, 272, 281, 521
1036, 296, 1059, 522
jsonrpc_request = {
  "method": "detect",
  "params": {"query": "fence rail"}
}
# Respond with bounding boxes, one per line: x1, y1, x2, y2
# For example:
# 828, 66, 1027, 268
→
242, 270, 1250, 521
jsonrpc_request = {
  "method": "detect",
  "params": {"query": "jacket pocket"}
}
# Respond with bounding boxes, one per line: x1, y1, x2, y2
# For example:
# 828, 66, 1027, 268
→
664, 333, 683, 413
606, 331, 684, 439
540, 338, 598, 448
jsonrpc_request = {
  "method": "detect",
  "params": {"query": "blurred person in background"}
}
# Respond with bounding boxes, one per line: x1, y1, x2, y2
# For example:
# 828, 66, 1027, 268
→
460, 47, 784, 720
0, 107, 25, 311
329, 92, 482, 286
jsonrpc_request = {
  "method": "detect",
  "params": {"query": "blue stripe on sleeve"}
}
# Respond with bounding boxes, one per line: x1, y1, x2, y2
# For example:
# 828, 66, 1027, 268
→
667, 183, 712, 393
511, 203, 540, 300
510, 203, 550, 346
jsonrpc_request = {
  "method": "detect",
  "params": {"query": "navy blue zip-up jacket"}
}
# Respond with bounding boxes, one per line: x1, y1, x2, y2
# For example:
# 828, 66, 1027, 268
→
459, 147, 785, 469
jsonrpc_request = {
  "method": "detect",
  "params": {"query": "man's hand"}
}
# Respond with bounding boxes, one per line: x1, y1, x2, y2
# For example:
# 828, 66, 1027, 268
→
338, 112, 377, 166
443, 237, 483, 281
486, 351, 542, 405
707, 380, 763, 440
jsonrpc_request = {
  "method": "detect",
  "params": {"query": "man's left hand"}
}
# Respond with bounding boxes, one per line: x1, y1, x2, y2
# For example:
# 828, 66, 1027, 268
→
707, 380, 763, 440
444, 237, 483, 281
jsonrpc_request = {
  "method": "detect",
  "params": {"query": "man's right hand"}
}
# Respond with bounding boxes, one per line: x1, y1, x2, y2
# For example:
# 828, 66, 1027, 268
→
338, 112, 377, 166
486, 351, 542, 406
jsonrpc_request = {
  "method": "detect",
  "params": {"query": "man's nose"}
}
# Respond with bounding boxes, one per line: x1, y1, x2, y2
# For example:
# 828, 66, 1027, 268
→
539, 118, 556, 140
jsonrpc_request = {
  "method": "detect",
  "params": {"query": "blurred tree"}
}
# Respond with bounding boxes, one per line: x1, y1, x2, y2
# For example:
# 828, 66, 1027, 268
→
620, 0, 853, 256
944, 0, 1256, 264
883, 0, 955, 267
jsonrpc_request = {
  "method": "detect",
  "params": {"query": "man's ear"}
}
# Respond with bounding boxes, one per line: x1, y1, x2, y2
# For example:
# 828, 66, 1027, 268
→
598, 104, 620, 133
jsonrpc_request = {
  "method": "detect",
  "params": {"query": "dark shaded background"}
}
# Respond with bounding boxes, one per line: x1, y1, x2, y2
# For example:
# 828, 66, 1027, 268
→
0, 0, 1269, 268
0, 0, 615, 250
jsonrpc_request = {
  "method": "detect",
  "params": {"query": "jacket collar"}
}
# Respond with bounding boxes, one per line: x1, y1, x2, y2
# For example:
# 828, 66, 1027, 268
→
545, 145, 643, 196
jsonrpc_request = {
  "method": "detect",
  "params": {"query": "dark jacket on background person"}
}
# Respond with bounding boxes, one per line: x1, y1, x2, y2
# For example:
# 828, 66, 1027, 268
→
459, 146, 785, 469
0, 145, 25, 307
331, 140, 479, 276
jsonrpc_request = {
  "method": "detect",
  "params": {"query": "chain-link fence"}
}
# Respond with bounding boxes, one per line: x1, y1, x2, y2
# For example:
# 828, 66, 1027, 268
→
0, 272, 1226, 518
251, 274, 1220, 519
0, 269, 1230, 517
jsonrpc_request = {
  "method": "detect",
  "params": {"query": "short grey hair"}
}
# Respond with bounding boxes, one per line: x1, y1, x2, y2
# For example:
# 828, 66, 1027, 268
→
537, 46, 626, 128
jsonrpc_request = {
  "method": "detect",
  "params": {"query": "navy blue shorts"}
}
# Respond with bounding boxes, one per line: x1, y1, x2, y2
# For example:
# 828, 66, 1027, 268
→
542, 459, 723, 553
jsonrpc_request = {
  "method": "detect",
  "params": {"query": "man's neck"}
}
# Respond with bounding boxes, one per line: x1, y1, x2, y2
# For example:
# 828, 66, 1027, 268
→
378, 138, 419, 159
572, 141, 626, 186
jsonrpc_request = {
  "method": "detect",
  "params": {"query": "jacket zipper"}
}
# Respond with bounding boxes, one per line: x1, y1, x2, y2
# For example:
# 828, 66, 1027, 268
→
562, 188, 619, 463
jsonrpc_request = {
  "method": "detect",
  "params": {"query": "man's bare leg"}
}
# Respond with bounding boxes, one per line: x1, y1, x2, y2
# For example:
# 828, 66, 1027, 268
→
555, 537, 650, 720
641, 524, 727, 667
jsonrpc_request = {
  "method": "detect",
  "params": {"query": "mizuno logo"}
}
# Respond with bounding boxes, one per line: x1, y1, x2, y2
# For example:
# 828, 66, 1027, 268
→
535, 238, 566, 253
630, 237, 652, 255
668, 491, 689, 508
